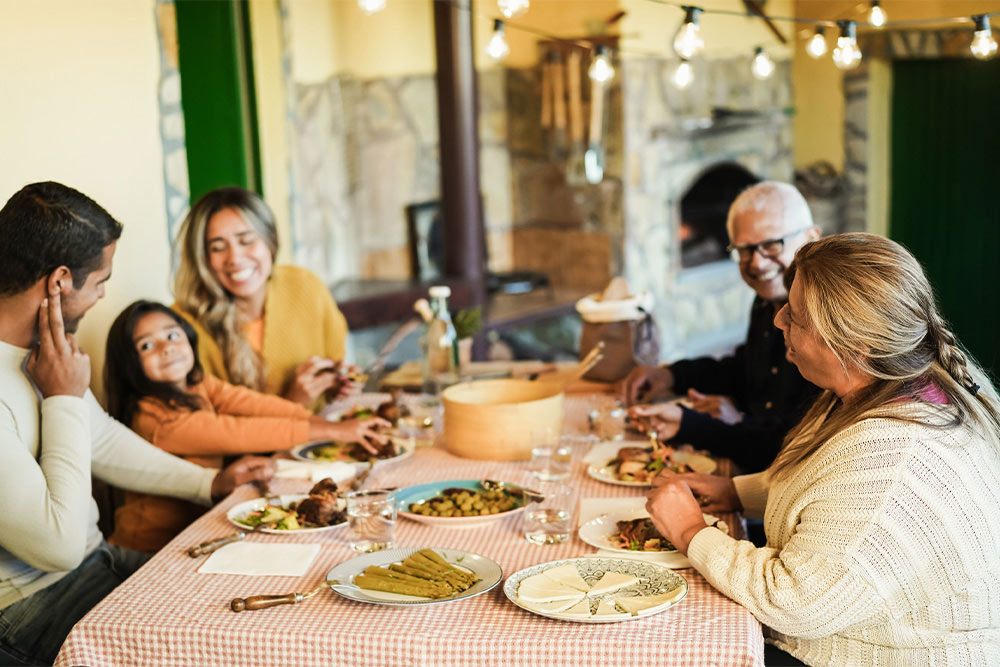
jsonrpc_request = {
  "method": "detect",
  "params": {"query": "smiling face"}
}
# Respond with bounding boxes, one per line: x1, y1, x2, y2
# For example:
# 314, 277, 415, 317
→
205, 207, 273, 313
730, 208, 814, 302
61, 242, 116, 333
133, 310, 195, 389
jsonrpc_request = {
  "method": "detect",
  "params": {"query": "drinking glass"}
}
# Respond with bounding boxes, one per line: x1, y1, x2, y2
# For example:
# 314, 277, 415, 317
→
523, 482, 574, 545
529, 443, 572, 482
345, 489, 397, 552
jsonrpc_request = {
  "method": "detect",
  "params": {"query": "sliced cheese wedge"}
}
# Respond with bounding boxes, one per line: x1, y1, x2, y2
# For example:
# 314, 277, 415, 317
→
586, 571, 639, 596
558, 597, 593, 619
594, 596, 628, 617
540, 564, 591, 592
614, 584, 686, 614
519, 596, 586, 614
517, 573, 587, 603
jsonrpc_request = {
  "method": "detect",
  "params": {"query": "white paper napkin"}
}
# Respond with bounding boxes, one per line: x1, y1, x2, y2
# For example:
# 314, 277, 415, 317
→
197, 542, 321, 577
582, 441, 627, 466
275, 458, 359, 483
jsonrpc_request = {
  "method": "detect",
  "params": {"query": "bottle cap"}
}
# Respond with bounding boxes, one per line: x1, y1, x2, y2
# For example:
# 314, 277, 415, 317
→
428, 285, 451, 298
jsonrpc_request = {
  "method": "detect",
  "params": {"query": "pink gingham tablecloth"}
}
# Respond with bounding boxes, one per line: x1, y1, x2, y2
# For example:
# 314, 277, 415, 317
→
55, 394, 764, 667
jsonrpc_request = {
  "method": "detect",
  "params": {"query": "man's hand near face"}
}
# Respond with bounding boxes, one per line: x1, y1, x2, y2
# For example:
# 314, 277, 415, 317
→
25, 291, 90, 398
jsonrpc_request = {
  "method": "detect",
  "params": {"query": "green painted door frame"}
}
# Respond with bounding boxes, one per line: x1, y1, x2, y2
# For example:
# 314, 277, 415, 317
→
175, 0, 261, 202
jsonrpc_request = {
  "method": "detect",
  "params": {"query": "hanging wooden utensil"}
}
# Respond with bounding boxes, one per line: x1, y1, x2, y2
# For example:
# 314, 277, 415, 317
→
584, 76, 606, 184
550, 51, 567, 162
540, 55, 552, 157
565, 48, 587, 186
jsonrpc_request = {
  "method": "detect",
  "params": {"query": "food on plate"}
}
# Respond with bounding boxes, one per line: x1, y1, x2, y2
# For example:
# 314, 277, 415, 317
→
587, 571, 640, 596
614, 586, 686, 614
233, 478, 346, 530
294, 478, 346, 526
407, 487, 521, 518
595, 597, 628, 617
354, 549, 480, 599
605, 442, 714, 483
305, 438, 399, 463
516, 563, 657, 619
612, 515, 728, 552
376, 390, 411, 426
614, 517, 676, 551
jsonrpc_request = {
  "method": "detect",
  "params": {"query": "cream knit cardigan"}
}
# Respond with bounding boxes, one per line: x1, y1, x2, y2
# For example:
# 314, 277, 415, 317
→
686, 403, 1000, 665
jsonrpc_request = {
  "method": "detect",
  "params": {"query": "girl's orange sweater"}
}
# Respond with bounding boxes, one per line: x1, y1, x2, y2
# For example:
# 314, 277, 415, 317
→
109, 375, 312, 552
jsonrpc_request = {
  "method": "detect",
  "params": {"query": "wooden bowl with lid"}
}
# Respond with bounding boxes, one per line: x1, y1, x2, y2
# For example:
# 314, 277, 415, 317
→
441, 379, 564, 461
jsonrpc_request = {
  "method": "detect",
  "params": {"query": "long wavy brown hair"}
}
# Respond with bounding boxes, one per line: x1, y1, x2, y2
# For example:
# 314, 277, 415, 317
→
768, 233, 1000, 481
172, 187, 278, 390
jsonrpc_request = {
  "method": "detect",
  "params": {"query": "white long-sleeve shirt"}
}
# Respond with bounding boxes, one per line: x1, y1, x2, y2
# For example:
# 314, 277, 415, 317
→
686, 403, 1000, 665
0, 340, 216, 609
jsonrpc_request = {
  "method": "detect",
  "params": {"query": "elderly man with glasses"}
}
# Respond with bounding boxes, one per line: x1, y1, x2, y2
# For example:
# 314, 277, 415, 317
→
621, 181, 822, 476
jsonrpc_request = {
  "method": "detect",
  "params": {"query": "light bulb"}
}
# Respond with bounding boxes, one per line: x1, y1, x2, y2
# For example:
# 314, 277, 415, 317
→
672, 60, 694, 89
806, 27, 828, 58
485, 20, 509, 60
868, 1, 886, 28
751, 47, 775, 80
588, 45, 615, 83
673, 6, 704, 60
832, 21, 862, 70
971, 15, 998, 59
358, 0, 386, 15
497, 0, 529, 19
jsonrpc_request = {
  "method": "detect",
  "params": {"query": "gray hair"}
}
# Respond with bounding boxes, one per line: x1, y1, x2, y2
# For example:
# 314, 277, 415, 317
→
726, 181, 814, 239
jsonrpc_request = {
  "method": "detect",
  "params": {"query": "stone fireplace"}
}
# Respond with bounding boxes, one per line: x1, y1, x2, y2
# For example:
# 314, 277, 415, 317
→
621, 55, 793, 361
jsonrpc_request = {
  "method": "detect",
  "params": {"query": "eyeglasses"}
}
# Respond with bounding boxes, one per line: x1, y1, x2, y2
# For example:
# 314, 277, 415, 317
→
727, 228, 810, 262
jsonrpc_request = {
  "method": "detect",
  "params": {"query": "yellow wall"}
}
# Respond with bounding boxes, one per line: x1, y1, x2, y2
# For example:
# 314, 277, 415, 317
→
793, 0, 1000, 170
0, 0, 171, 401
250, 0, 294, 264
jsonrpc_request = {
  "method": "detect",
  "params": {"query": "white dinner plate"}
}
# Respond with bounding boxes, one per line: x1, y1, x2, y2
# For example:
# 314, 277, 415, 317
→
586, 448, 717, 487
395, 480, 527, 528
325, 547, 503, 605
578, 509, 727, 556
226, 494, 347, 534
503, 557, 688, 623
290, 437, 413, 466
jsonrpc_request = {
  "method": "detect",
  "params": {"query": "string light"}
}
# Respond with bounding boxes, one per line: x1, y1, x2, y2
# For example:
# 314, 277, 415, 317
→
497, 0, 529, 20
806, 27, 827, 58
832, 20, 862, 70
868, 1, 886, 29
673, 6, 704, 60
971, 15, 998, 59
588, 45, 615, 83
357, 0, 386, 15
672, 59, 694, 89
485, 19, 510, 60
751, 46, 775, 79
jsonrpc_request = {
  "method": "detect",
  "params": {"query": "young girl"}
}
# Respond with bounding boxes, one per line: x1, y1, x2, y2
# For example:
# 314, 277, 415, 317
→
103, 300, 388, 552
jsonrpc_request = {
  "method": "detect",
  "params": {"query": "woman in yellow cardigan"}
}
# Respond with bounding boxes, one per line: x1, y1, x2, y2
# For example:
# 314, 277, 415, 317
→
172, 187, 350, 409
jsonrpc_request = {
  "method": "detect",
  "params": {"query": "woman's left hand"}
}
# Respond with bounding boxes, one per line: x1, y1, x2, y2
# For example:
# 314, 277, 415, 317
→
645, 470, 709, 554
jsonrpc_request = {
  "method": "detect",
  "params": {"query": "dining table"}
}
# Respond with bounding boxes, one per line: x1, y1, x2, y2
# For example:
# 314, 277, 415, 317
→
55, 392, 765, 667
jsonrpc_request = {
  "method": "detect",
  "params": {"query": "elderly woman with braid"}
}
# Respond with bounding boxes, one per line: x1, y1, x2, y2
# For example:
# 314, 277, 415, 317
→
646, 233, 1000, 665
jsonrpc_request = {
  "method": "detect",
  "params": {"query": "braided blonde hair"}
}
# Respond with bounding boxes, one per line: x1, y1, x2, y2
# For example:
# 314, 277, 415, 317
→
769, 233, 1000, 480
172, 187, 278, 390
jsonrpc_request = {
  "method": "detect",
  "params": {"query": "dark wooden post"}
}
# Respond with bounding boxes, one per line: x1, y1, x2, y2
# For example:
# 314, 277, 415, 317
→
433, 0, 488, 358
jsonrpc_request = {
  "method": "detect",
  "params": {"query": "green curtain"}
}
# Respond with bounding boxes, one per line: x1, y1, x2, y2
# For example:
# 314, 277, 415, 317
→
175, 0, 261, 202
889, 58, 1000, 381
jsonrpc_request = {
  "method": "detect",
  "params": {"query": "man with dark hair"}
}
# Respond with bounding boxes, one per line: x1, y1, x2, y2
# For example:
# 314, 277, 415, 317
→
0, 182, 274, 666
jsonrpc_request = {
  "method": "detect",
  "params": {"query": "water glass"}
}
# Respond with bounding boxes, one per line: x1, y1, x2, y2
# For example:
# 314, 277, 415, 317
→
592, 400, 627, 441
523, 482, 574, 545
345, 489, 397, 552
529, 444, 572, 482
